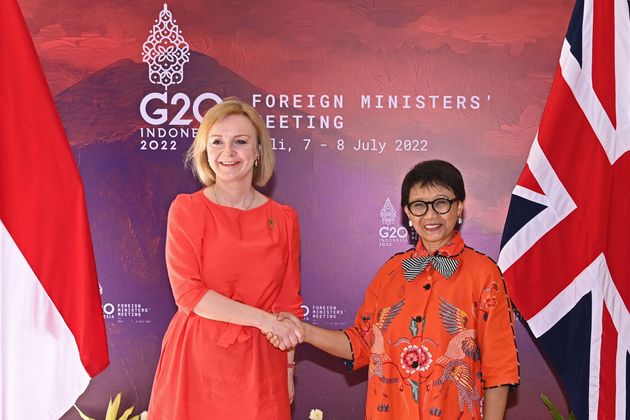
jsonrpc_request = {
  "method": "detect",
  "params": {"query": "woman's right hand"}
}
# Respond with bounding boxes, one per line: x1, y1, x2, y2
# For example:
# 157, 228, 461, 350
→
277, 312, 303, 332
260, 313, 303, 350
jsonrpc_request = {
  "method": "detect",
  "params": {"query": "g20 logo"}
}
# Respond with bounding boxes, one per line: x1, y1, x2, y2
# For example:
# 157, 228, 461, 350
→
379, 226, 408, 239
140, 92, 222, 125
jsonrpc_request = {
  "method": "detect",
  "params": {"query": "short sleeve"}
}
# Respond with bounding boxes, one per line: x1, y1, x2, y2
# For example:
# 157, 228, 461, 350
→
271, 206, 304, 318
476, 262, 520, 389
165, 195, 209, 315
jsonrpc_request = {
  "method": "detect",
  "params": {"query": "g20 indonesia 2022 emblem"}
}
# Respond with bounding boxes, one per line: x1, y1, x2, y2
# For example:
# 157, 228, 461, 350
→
141, 3, 190, 90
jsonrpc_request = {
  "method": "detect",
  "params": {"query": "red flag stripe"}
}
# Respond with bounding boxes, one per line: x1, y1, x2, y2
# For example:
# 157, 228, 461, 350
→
593, 0, 617, 127
516, 163, 545, 195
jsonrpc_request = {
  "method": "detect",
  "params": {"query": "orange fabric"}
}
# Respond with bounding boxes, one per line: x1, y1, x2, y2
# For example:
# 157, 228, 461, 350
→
344, 232, 519, 419
148, 190, 303, 420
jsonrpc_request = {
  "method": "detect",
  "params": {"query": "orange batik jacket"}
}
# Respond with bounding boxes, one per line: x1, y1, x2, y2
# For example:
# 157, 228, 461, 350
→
344, 232, 519, 419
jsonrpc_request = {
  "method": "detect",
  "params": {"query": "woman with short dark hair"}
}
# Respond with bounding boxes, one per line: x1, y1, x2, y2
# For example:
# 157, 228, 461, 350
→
275, 160, 519, 419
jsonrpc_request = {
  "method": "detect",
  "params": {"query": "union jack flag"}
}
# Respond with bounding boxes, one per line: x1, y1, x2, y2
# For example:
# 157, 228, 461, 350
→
498, 0, 630, 418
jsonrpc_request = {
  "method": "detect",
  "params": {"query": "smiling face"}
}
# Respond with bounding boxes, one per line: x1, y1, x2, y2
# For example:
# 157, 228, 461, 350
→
206, 113, 259, 186
404, 183, 463, 254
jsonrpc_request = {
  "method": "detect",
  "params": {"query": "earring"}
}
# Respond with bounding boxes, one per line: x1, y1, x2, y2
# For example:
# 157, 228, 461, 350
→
254, 156, 261, 167
408, 220, 413, 227
457, 216, 463, 224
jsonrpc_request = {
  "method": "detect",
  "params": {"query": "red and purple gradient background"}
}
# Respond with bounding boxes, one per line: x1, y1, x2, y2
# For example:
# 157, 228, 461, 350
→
20, 0, 574, 418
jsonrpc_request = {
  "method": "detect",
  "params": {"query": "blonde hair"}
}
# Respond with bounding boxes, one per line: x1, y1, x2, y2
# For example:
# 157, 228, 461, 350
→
186, 97, 275, 187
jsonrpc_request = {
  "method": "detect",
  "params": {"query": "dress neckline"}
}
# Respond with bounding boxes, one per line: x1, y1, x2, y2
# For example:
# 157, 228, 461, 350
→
198, 188, 271, 212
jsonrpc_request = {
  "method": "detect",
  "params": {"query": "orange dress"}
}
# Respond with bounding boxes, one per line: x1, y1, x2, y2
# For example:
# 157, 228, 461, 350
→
148, 190, 303, 420
344, 232, 519, 419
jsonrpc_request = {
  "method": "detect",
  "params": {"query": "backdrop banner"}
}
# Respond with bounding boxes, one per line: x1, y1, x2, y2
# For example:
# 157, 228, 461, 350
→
21, 1, 573, 418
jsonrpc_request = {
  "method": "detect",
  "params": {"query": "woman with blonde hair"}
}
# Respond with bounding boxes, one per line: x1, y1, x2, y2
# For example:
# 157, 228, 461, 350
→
149, 97, 304, 419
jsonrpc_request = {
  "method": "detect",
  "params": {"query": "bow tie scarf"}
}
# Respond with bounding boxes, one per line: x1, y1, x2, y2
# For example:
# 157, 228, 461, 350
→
402, 255, 459, 281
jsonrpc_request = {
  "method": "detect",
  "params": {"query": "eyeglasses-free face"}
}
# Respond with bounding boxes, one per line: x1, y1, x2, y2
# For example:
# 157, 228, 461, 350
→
407, 197, 458, 217
206, 114, 259, 185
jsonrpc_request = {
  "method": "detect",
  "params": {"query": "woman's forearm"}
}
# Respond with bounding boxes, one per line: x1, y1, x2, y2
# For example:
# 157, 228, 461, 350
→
192, 289, 273, 330
483, 386, 509, 420
303, 323, 353, 359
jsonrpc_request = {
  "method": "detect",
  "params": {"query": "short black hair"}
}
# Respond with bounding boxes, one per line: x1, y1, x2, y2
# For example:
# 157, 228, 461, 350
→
401, 160, 466, 207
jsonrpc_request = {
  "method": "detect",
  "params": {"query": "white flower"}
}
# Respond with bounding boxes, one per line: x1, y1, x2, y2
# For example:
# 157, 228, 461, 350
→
309, 408, 324, 420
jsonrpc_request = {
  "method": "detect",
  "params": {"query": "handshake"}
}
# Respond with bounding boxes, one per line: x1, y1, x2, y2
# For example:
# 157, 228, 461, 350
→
261, 312, 305, 351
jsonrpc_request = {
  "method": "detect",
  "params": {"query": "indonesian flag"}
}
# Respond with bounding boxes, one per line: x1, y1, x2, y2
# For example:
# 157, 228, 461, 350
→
499, 0, 630, 418
0, 1, 109, 418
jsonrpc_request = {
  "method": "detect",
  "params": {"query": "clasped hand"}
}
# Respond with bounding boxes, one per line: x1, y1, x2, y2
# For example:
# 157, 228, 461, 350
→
261, 312, 304, 351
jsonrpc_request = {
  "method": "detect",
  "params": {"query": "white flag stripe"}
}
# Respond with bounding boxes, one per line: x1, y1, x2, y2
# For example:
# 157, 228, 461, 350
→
512, 185, 549, 206
0, 220, 90, 419
589, 283, 602, 420
581, 0, 594, 83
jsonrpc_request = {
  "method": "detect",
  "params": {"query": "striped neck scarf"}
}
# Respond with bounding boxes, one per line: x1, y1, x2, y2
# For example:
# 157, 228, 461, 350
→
402, 254, 459, 281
